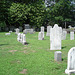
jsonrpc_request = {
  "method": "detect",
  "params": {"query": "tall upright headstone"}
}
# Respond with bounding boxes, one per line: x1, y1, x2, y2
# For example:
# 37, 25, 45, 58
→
41, 26, 44, 40
46, 26, 52, 36
70, 31, 74, 40
20, 33, 23, 43
17, 33, 21, 42
22, 34, 26, 45
65, 47, 75, 75
50, 24, 62, 50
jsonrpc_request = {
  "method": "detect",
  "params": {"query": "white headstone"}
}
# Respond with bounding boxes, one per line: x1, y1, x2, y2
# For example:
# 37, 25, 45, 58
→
46, 26, 52, 36
17, 33, 21, 42
5, 33, 10, 35
62, 30, 67, 40
65, 47, 75, 75
50, 24, 62, 50
20, 33, 23, 43
38, 32, 44, 40
22, 34, 26, 45
15, 28, 19, 35
9, 31, 12, 33
70, 31, 74, 40
41, 26, 44, 39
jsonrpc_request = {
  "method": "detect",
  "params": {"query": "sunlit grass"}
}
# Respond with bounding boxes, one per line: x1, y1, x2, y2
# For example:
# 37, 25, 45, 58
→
0, 32, 75, 75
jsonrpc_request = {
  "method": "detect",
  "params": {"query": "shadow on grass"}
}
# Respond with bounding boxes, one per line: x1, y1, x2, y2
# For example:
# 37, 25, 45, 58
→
62, 46, 66, 49
0, 44, 9, 46
24, 42, 29, 45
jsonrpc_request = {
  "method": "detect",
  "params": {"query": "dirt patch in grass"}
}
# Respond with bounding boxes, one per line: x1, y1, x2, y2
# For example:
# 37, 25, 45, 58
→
20, 50, 28, 54
9, 50, 17, 54
10, 60, 21, 64
19, 69, 27, 74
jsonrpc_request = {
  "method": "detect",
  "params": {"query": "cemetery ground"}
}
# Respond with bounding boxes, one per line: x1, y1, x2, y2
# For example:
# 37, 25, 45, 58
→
0, 32, 75, 75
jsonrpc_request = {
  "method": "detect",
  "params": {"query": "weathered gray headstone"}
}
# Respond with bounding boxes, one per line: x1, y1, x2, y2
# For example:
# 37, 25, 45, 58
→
5, 27, 9, 31
10, 26, 14, 31
65, 47, 75, 75
24, 24, 30, 29
54, 51, 62, 61
70, 31, 74, 40
19, 27, 22, 32
50, 24, 62, 50
46, 26, 52, 36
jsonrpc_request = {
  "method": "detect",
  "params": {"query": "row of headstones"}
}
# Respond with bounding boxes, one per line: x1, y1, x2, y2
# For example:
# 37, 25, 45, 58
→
38, 24, 75, 50
46, 25, 74, 40
17, 33, 26, 45
39, 24, 75, 75
0, 26, 22, 32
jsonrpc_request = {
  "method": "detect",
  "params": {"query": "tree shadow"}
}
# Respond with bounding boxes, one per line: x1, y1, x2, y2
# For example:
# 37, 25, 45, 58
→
0, 44, 9, 46
62, 46, 66, 49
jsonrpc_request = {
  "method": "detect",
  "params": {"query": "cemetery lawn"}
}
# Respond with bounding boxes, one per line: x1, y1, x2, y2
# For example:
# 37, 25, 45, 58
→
0, 32, 75, 75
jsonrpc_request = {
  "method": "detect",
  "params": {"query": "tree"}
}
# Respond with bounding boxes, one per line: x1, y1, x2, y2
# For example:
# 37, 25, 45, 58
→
46, 0, 73, 27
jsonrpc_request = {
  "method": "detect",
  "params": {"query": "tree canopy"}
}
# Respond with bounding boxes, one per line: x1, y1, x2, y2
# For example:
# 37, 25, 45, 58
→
0, 0, 74, 28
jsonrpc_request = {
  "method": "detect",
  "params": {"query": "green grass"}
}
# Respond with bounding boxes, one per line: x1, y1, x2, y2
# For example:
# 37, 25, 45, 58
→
0, 32, 75, 75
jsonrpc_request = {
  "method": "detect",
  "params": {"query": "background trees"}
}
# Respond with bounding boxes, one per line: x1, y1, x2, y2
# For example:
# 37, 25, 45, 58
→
0, 0, 74, 29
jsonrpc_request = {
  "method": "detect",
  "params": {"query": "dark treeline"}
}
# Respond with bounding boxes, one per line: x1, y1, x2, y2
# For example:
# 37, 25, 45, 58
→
0, 0, 75, 30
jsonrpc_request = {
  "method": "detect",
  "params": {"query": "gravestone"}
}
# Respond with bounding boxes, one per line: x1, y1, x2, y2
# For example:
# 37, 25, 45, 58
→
22, 34, 26, 45
62, 30, 67, 40
15, 28, 19, 35
10, 26, 14, 31
9, 31, 12, 33
24, 24, 30, 29
54, 51, 62, 61
70, 31, 74, 40
41, 26, 44, 39
23, 29, 27, 34
50, 24, 62, 50
30, 29, 34, 34
5, 27, 9, 31
65, 47, 75, 75
20, 33, 23, 43
19, 27, 22, 32
17, 33, 21, 42
5, 33, 10, 35
46, 26, 52, 36
38, 32, 44, 40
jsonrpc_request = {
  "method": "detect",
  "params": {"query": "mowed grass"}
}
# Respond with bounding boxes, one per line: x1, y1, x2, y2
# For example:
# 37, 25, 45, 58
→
0, 32, 75, 75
